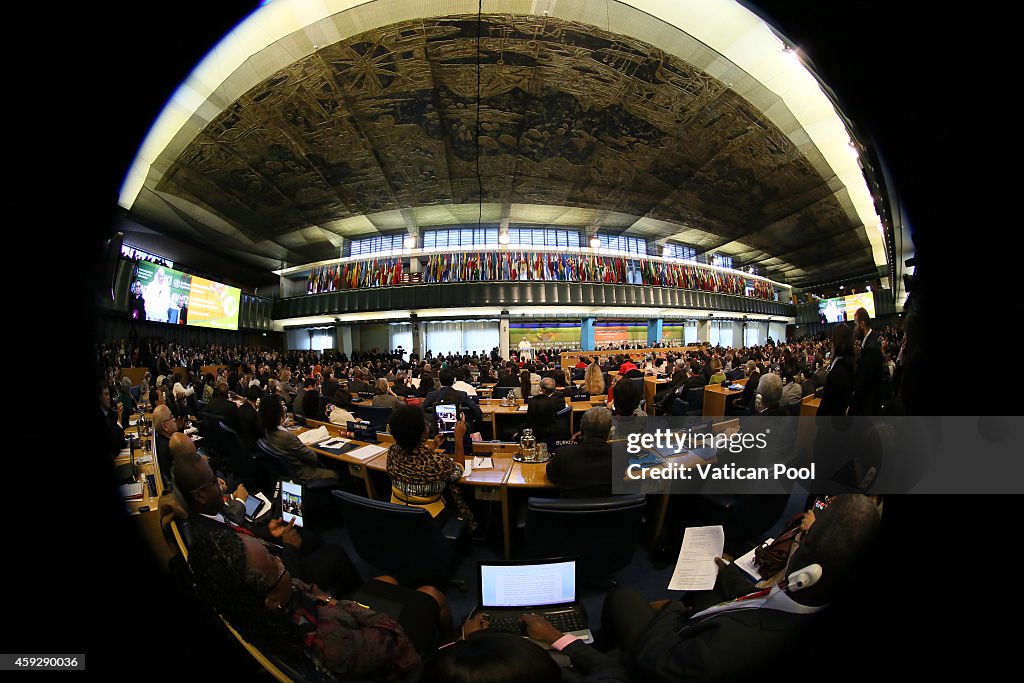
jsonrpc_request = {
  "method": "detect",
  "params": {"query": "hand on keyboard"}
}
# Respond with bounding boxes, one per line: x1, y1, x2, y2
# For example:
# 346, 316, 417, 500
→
521, 614, 564, 644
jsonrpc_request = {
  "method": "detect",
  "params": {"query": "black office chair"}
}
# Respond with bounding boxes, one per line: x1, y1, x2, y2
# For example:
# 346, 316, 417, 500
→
256, 438, 343, 530
351, 405, 392, 432
201, 421, 258, 489
522, 495, 647, 580
331, 491, 465, 588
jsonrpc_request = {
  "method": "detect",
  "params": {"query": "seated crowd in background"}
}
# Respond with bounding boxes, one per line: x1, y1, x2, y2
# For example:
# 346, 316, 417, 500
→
97, 315, 913, 679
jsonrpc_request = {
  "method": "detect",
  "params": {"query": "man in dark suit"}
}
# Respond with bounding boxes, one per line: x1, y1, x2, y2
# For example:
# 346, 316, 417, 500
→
205, 382, 239, 431
526, 377, 567, 446
347, 369, 371, 395
849, 307, 884, 416
236, 385, 264, 451
602, 494, 881, 682
670, 363, 709, 415
546, 407, 614, 497
99, 383, 126, 456
424, 368, 482, 419
171, 437, 362, 594
733, 361, 761, 414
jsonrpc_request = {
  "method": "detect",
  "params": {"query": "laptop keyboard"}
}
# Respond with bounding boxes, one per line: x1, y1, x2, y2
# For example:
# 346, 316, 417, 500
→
488, 611, 586, 635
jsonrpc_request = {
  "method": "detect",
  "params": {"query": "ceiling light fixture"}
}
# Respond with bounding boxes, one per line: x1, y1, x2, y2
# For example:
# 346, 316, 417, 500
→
403, 235, 416, 249
498, 231, 510, 245
589, 235, 601, 249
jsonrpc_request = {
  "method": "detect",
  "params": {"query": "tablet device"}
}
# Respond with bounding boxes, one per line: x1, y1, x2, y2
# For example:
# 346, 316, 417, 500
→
436, 403, 457, 434
243, 493, 270, 521
281, 480, 304, 527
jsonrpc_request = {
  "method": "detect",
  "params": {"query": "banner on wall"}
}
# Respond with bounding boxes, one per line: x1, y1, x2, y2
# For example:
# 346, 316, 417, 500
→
595, 326, 629, 343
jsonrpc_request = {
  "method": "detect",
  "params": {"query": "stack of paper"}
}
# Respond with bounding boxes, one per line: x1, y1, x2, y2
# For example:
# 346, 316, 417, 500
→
347, 444, 387, 460
668, 525, 725, 591
471, 456, 493, 469
733, 539, 773, 581
120, 483, 144, 501
298, 426, 331, 445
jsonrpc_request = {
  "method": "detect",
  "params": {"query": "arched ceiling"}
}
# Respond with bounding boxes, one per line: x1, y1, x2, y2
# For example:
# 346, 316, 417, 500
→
121, 0, 887, 287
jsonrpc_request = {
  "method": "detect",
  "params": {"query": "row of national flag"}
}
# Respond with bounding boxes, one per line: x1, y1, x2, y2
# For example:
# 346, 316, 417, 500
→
306, 258, 402, 294
306, 252, 775, 301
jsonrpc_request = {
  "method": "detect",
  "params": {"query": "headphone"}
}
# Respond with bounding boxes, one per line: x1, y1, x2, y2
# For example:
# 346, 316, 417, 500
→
785, 563, 823, 592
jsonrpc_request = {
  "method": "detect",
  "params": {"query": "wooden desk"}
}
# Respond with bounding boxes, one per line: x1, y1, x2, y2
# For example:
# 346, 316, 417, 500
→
295, 423, 388, 498
644, 376, 670, 415
799, 396, 821, 418
703, 378, 748, 418
795, 396, 821, 464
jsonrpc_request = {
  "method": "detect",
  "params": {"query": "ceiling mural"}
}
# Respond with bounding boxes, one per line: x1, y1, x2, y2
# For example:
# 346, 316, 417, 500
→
154, 13, 875, 284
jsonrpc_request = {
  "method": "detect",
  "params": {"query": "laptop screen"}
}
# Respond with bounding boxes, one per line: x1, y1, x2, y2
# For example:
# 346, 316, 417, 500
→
480, 560, 576, 608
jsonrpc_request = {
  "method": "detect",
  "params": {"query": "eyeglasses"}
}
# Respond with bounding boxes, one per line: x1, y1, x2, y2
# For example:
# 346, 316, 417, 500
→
264, 553, 289, 600
188, 477, 219, 495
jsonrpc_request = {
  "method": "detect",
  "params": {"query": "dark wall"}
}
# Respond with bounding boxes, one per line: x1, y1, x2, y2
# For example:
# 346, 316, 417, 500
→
96, 313, 283, 351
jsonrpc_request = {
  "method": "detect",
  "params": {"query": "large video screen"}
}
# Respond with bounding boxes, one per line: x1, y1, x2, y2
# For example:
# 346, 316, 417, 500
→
817, 292, 876, 324
130, 261, 240, 330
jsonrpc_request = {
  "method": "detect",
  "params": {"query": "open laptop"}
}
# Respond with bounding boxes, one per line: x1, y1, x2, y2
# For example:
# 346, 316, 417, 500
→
476, 558, 593, 644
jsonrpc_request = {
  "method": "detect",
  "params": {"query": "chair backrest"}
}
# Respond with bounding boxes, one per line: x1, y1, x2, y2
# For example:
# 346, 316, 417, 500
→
524, 495, 647, 577
256, 438, 301, 480
685, 386, 704, 411
331, 490, 455, 586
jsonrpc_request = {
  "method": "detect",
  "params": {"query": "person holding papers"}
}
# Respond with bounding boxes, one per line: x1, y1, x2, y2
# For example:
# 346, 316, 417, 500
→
600, 494, 881, 682
260, 395, 337, 483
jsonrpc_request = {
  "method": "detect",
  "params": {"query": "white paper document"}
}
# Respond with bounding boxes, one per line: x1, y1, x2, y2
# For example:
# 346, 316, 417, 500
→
120, 483, 144, 500
668, 525, 725, 591
298, 426, 331, 445
516, 405, 529, 412
472, 456, 493, 469
733, 538, 773, 581
347, 444, 387, 460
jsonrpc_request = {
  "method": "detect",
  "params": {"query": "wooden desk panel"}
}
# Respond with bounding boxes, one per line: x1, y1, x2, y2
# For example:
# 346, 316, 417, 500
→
644, 376, 670, 415
702, 378, 747, 418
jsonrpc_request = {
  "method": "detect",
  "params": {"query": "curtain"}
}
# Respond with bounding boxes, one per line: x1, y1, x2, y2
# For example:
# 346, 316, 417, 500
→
311, 329, 335, 351
423, 321, 499, 356
389, 324, 413, 353
744, 326, 760, 347
684, 323, 698, 345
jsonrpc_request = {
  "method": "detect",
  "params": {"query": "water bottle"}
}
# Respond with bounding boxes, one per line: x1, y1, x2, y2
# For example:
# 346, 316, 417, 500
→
520, 428, 536, 463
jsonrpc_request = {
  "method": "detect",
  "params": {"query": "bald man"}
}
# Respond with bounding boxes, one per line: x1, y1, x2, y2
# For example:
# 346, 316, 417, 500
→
172, 447, 363, 594
545, 407, 614, 498
526, 376, 566, 447
152, 404, 178, 488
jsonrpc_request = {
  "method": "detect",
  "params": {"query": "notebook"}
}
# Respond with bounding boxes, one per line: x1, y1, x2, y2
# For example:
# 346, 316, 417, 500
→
475, 559, 592, 645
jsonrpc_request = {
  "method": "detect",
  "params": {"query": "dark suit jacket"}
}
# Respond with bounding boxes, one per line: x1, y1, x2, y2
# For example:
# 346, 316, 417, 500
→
206, 396, 240, 431
526, 392, 566, 440
849, 333, 884, 416
266, 428, 337, 482
818, 357, 855, 417
236, 401, 264, 451
737, 370, 760, 409
630, 564, 816, 683
101, 406, 125, 457
545, 437, 614, 498
423, 386, 482, 425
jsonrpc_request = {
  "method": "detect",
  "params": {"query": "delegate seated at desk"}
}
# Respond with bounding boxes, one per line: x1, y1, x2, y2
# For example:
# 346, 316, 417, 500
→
545, 407, 614, 498
260, 396, 337, 483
